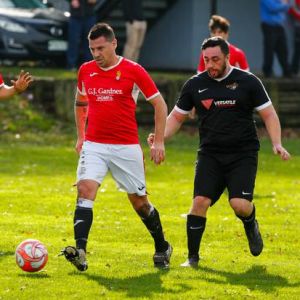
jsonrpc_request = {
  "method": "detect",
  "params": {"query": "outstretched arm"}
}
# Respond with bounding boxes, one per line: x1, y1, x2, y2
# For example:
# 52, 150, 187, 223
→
0, 70, 33, 100
258, 104, 290, 160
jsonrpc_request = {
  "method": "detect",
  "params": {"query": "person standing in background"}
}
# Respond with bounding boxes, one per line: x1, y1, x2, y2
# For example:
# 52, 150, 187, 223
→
197, 15, 249, 73
122, 0, 147, 62
66, 0, 97, 70
289, 0, 300, 75
260, 0, 291, 77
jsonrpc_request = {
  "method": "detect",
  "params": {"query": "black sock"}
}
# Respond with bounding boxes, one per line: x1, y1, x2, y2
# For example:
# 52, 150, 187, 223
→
74, 206, 93, 251
187, 214, 206, 260
236, 205, 256, 229
141, 208, 168, 252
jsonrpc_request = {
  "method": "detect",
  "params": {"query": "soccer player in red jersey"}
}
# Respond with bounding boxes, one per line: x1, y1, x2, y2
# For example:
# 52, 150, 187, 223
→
197, 15, 249, 73
61, 23, 172, 271
0, 71, 33, 100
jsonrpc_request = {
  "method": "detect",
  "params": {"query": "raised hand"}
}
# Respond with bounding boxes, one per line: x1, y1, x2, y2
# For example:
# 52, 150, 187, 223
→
11, 70, 33, 93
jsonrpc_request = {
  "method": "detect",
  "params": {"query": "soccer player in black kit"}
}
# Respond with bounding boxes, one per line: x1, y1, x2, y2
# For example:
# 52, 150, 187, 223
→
148, 37, 291, 267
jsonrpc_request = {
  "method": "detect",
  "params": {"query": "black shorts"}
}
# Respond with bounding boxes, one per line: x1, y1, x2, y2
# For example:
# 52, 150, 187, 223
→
194, 151, 258, 204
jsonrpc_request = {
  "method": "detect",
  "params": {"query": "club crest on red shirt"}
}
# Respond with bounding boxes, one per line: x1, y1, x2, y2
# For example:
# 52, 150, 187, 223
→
116, 70, 121, 80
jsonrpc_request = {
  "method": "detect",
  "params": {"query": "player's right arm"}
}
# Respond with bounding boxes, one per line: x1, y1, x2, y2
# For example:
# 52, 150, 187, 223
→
147, 79, 193, 146
165, 108, 188, 140
74, 90, 88, 154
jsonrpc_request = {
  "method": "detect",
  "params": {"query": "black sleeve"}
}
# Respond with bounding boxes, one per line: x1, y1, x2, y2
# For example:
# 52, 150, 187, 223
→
175, 79, 194, 112
249, 74, 271, 109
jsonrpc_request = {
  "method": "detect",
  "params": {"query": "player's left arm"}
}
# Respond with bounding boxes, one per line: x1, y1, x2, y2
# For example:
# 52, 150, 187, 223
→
258, 104, 291, 160
148, 94, 168, 165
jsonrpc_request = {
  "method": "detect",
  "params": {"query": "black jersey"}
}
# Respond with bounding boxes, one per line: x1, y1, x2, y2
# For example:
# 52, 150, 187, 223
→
175, 68, 271, 153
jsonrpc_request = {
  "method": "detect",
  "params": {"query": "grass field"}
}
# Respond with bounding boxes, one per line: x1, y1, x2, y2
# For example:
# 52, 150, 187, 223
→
0, 131, 299, 299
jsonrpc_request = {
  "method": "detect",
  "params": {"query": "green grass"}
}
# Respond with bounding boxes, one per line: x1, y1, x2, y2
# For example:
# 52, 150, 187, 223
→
0, 131, 299, 299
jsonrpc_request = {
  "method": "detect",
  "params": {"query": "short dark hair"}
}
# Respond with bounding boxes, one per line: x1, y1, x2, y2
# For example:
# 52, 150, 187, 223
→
209, 15, 230, 33
88, 23, 115, 41
201, 36, 229, 56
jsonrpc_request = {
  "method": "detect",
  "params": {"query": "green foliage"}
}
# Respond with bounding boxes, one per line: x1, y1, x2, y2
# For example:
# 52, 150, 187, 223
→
0, 66, 77, 80
0, 132, 299, 299
0, 96, 53, 133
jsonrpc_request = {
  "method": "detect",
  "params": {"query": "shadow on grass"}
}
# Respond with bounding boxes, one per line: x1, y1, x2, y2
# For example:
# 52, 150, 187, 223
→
76, 269, 189, 298
0, 251, 15, 262
18, 273, 50, 278
199, 265, 300, 293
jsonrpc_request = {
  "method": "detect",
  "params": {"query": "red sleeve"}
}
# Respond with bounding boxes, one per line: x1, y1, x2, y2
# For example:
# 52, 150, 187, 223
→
197, 53, 205, 72
133, 64, 159, 100
0, 73, 4, 86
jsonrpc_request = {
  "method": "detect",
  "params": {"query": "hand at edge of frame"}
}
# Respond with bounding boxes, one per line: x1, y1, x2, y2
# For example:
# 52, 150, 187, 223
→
11, 70, 33, 94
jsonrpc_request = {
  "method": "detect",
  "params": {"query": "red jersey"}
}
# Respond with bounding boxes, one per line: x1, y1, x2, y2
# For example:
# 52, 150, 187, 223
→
77, 57, 160, 144
0, 73, 4, 87
197, 43, 249, 72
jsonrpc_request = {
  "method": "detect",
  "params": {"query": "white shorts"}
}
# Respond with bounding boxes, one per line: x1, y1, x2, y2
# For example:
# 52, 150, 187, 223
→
77, 141, 147, 196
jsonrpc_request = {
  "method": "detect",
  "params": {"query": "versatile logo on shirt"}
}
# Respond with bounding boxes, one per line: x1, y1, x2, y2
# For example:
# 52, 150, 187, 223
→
226, 82, 238, 90
198, 88, 208, 93
201, 98, 214, 110
214, 100, 236, 108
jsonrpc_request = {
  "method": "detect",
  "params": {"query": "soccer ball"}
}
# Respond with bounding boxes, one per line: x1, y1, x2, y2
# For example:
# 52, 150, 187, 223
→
15, 239, 48, 272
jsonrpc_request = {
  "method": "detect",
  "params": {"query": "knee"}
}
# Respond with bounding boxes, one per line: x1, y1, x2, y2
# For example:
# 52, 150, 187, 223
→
77, 181, 98, 200
230, 198, 253, 217
190, 196, 211, 216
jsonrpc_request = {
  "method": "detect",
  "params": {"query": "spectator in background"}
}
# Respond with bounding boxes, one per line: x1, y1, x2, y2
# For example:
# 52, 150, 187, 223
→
0, 71, 33, 100
289, 0, 300, 75
260, 0, 291, 77
197, 15, 249, 73
66, 0, 97, 70
122, 0, 147, 62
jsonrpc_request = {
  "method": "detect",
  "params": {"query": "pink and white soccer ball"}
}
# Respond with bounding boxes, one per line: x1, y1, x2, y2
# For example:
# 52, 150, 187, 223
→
15, 239, 48, 272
